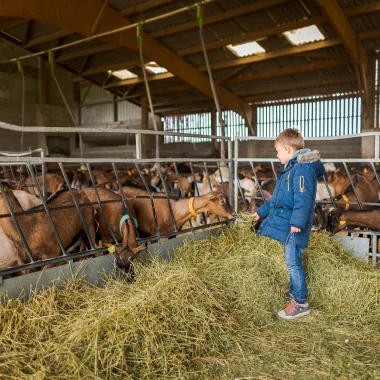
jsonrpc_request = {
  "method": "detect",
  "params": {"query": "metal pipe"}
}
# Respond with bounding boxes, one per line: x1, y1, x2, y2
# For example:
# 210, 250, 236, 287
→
228, 140, 233, 207
1, 0, 215, 65
25, 163, 68, 256
342, 162, 363, 209
58, 163, 95, 249
234, 138, 239, 213
86, 164, 119, 244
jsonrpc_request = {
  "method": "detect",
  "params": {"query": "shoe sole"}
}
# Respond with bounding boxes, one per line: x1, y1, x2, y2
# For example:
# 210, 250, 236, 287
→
278, 309, 311, 320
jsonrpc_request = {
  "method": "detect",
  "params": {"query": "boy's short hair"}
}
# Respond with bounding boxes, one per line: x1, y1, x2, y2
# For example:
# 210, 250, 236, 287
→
275, 128, 304, 150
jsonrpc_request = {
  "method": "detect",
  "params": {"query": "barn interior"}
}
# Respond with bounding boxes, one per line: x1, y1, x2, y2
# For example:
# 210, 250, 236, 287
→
0, 0, 378, 158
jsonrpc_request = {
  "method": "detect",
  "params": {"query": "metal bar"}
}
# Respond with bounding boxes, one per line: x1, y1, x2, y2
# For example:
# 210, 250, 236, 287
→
0, 0, 216, 64
111, 163, 141, 240
203, 162, 220, 223
25, 163, 68, 256
0, 247, 108, 277
373, 234, 378, 265
322, 174, 336, 208
172, 161, 194, 229
58, 163, 95, 249
0, 122, 231, 140
157, 164, 178, 232
370, 162, 380, 188
234, 137, 239, 213
342, 162, 363, 209
135, 163, 161, 239
189, 162, 208, 224
86, 164, 119, 244
270, 161, 278, 180
228, 139, 233, 207
249, 161, 265, 202
0, 181, 34, 263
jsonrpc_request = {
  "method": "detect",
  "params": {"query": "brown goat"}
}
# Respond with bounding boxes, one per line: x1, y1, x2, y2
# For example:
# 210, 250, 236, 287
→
121, 186, 233, 237
0, 187, 95, 269
327, 208, 380, 235
84, 187, 139, 270
22, 173, 66, 197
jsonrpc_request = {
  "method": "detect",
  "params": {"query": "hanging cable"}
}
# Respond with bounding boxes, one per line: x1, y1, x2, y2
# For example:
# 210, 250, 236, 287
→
48, 51, 84, 158
17, 60, 25, 151
0, 0, 215, 65
197, 2, 225, 160
137, 23, 159, 159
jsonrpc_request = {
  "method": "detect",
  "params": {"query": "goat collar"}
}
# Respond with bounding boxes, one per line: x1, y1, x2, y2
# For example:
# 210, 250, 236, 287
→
188, 197, 198, 216
341, 194, 350, 210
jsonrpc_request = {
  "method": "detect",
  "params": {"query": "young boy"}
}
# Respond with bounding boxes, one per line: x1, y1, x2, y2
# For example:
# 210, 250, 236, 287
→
252, 128, 325, 320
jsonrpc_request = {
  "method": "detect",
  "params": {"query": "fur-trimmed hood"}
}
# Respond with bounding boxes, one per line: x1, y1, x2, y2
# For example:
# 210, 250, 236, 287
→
297, 149, 321, 163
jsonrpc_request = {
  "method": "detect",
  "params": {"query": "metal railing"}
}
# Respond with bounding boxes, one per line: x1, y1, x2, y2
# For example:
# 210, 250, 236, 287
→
234, 134, 380, 265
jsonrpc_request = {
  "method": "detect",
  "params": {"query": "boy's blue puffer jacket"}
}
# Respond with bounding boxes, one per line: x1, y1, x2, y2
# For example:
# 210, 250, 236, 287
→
257, 149, 325, 248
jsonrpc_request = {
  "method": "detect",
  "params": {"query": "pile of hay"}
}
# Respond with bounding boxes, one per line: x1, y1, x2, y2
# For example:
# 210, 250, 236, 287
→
1, 219, 380, 379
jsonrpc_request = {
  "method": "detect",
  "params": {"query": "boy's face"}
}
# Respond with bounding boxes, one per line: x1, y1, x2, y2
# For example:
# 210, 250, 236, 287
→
275, 143, 297, 165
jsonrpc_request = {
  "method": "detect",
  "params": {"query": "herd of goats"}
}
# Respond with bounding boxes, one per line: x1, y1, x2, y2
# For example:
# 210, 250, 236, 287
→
0, 160, 379, 275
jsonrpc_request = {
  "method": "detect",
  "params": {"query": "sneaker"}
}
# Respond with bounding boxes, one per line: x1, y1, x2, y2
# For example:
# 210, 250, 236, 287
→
278, 299, 311, 320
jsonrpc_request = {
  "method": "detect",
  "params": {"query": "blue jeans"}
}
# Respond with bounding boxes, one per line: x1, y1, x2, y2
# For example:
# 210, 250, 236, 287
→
284, 233, 308, 304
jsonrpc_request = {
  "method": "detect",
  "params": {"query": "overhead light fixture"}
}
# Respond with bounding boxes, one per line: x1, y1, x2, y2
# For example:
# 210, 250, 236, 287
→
227, 41, 266, 57
145, 61, 168, 74
108, 69, 137, 80
283, 25, 325, 45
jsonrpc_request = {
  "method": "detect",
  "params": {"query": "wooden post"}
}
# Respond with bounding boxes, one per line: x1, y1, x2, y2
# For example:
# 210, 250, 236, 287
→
251, 104, 257, 136
141, 96, 149, 158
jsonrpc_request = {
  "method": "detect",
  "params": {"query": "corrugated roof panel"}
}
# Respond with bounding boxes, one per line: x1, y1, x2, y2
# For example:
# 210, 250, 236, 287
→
161, 33, 199, 50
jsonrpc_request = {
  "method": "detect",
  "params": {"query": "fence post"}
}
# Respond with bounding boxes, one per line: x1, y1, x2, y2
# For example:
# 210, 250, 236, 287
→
234, 137, 239, 213
136, 133, 142, 159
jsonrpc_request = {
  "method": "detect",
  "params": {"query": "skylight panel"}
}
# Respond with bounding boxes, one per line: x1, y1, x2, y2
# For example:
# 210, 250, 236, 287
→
227, 41, 266, 57
283, 25, 325, 45
108, 69, 137, 80
145, 61, 168, 74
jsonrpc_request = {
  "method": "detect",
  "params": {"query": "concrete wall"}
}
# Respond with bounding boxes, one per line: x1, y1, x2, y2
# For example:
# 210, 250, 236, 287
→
0, 39, 75, 153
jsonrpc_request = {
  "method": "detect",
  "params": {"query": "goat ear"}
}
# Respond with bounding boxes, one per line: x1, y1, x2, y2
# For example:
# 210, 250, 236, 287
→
207, 192, 218, 201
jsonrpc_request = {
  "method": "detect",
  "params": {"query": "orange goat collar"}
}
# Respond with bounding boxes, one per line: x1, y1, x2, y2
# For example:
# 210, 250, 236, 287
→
342, 194, 350, 210
188, 197, 198, 216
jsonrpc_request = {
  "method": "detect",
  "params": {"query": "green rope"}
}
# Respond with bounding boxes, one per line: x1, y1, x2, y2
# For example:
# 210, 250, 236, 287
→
197, 2, 204, 26
136, 23, 143, 45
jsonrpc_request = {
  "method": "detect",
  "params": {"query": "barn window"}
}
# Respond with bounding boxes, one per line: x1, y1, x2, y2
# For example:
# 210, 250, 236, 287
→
227, 41, 266, 57
283, 25, 325, 45
256, 94, 362, 137
163, 111, 247, 143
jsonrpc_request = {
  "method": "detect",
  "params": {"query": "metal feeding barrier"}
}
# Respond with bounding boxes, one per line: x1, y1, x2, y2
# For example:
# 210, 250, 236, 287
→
234, 134, 380, 265
0, 157, 234, 278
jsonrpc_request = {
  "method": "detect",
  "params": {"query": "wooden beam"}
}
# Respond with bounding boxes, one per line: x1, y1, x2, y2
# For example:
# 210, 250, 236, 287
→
121, 0, 174, 17
316, 0, 369, 127
123, 84, 193, 99
25, 29, 73, 48
151, 0, 290, 38
56, 44, 116, 62
225, 58, 352, 84
344, 2, 380, 17
358, 28, 380, 41
199, 39, 341, 71
0, 16, 27, 30
238, 75, 354, 97
105, 72, 175, 88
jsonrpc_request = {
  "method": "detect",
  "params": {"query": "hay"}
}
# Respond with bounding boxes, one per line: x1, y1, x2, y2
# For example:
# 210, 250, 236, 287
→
1, 218, 380, 379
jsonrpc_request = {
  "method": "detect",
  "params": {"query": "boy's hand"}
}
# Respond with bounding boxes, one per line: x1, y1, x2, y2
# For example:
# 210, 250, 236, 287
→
291, 226, 301, 233
250, 213, 260, 221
